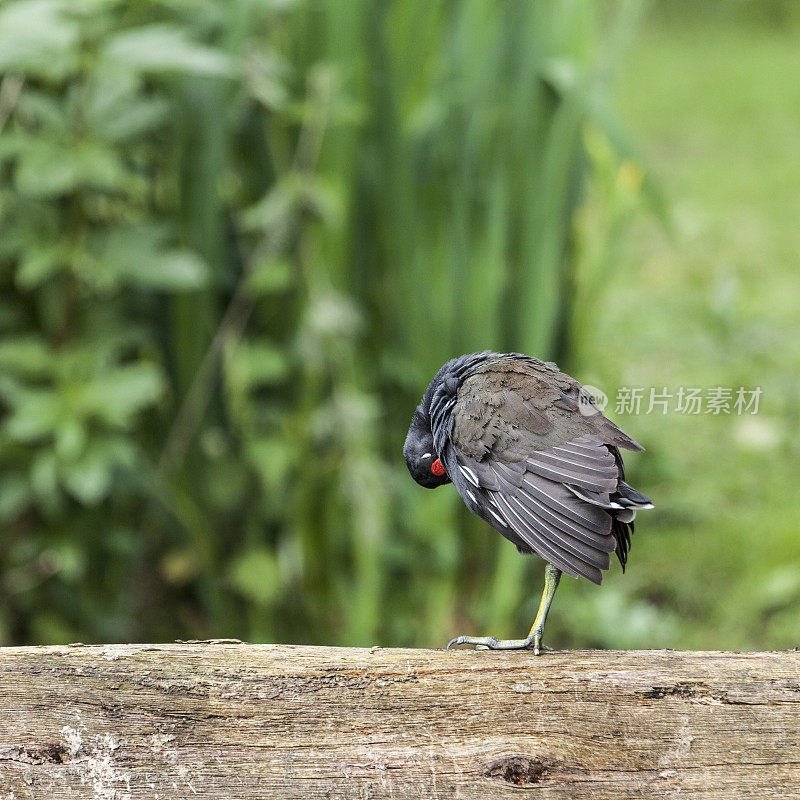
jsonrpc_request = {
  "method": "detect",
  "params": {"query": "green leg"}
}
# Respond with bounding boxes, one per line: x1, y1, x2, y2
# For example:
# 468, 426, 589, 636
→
446, 563, 562, 655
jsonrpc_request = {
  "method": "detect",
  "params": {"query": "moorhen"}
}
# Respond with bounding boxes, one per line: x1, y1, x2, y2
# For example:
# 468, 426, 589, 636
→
404, 351, 653, 653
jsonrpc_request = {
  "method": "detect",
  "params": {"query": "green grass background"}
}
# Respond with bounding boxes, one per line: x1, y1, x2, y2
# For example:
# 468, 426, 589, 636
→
557, 4, 800, 650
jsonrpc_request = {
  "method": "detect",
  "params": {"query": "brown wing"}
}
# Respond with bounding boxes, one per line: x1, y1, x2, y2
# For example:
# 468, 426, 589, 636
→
451, 356, 642, 460
450, 357, 640, 583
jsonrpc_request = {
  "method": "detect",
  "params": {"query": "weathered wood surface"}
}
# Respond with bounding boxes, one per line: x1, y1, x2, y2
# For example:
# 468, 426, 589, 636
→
1, 643, 799, 799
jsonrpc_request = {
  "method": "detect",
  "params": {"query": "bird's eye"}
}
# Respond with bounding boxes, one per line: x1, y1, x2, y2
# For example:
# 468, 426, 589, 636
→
430, 458, 446, 476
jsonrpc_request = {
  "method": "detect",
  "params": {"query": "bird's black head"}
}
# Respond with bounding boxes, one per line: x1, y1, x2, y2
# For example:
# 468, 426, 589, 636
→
404, 352, 496, 489
403, 406, 450, 489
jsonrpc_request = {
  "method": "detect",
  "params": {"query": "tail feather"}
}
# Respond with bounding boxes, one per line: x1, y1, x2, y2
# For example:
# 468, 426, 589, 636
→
613, 516, 633, 571
609, 480, 652, 571
563, 445, 653, 575
614, 480, 653, 508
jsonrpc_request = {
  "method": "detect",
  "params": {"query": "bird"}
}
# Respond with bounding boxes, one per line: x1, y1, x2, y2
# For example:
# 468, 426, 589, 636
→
403, 351, 653, 654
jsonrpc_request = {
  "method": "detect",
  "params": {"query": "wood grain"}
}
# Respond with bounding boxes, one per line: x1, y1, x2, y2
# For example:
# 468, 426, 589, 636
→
1, 642, 799, 798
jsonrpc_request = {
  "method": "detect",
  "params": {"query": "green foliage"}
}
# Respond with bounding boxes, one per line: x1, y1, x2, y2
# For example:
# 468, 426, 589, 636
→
0, 0, 646, 647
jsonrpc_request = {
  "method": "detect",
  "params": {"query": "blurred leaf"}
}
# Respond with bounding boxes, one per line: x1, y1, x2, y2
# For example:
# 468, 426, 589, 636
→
123, 250, 209, 291
245, 437, 294, 499
0, 132, 28, 165
244, 51, 290, 111
540, 57, 583, 94
15, 138, 127, 198
228, 546, 280, 606
225, 339, 288, 392
0, 473, 31, 522
760, 566, 800, 608
88, 81, 170, 142
54, 418, 86, 461
46, 541, 86, 583
0, 0, 79, 81
240, 181, 295, 232
84, 68, 139, 123
29, 450, 60, 513
83, 68, 170, 141
298, 176, 345, 227
244, 258, 293, 297
0, 373, 26, 406
16, 242, 67, 289
95, 225, 210, 290
241, 172, 343, 232
59, 443, 112, 505
0, 335, 53, 376
103, 25, 234, 76
60, 435, 137, 505
302, 292, 362, 342
4, 387, 60, 442
16, 91, 69, 133
85, 362, 165, 427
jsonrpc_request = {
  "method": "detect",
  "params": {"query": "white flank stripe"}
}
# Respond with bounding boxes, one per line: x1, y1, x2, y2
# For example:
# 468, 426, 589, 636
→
487, 506, 507, 528
460, 465, 479, 487
565, 484, 618, 509
528, 461, 615, 487
529, 451, 614, 475
551, 444, 612, 462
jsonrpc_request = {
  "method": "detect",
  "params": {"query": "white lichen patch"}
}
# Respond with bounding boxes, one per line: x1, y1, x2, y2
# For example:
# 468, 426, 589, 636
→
61, 725, 83, 757
85, 737, 130, 800
61, 726, 131, 800
148, 733, 175, 749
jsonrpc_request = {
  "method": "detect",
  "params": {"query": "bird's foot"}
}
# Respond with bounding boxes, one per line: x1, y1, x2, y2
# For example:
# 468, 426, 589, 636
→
446, 632, 550, 655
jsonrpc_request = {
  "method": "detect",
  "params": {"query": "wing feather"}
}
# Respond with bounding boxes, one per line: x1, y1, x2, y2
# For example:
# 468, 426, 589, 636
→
514, 480, 614, 549
520, 475, 610, 532
453, 436, 622, 585
525, 446, 617, 491
493, 494, 602, 582
504, 494, 612, 570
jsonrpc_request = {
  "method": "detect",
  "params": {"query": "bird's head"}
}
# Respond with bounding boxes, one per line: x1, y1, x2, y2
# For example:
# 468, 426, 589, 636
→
403, 406, 450, 488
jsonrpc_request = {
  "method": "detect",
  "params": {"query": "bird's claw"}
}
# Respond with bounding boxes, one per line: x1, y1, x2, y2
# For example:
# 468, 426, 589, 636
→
445, 630, 555, 654
446, 634, 552, 652
447, 635, 499, 650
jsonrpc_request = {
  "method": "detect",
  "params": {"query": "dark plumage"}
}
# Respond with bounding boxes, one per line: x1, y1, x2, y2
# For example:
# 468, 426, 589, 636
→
404, 351, 653, 652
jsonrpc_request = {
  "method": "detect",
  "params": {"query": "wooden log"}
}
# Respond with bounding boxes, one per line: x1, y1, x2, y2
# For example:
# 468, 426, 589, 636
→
0, 642, 799, 799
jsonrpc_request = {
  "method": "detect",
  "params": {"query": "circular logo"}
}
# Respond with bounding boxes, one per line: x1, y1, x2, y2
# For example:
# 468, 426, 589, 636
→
579, 385, 608, 416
